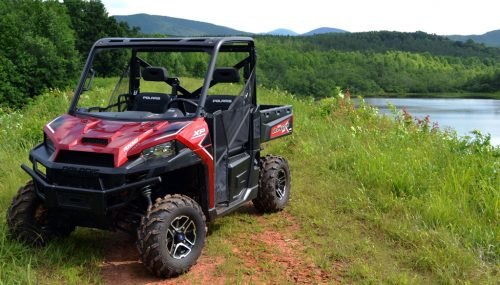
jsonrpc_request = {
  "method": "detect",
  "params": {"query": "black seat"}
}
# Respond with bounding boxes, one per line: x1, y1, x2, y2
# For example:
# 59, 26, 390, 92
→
132, 66, 171, 113
204, 95, 234, 113
132, 92, 170, 113
213, 67, 240, 83
142, 66, 168, 82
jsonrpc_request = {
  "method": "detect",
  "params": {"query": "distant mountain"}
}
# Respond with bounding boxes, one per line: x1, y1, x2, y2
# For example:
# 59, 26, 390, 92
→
114, 13, 250, 36
447, 30, 500, 47
266, 29, 299, 36
302, 27, 348, 36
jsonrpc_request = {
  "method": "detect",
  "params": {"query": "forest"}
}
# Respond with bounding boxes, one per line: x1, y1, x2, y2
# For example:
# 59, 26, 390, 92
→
1, 0, 500, 108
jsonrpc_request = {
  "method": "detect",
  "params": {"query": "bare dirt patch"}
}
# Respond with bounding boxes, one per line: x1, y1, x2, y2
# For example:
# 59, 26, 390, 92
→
240, 208, 341, 284
100, 232, 225, 285
101, 204, 343, 284
100, 232, 160, 285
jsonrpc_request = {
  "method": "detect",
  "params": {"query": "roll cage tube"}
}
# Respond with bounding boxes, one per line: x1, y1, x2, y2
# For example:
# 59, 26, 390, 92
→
68, 37, 256, 117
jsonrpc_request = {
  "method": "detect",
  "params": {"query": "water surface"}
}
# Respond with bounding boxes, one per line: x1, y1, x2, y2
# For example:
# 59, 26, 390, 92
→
363, 98, 500, 145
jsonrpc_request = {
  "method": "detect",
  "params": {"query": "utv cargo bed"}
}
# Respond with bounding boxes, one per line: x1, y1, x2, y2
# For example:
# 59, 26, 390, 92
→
259, 104, 293, 142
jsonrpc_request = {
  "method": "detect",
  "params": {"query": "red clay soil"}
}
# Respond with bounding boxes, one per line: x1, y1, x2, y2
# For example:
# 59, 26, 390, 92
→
100, 232, 226, 285
101, 204, 343, 284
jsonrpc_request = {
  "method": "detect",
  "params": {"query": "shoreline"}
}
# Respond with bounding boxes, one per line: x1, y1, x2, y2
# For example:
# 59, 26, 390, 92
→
361, 92, 500, 100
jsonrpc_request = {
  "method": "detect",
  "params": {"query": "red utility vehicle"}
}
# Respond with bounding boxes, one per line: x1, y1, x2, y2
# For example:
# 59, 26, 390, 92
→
7, 37, 293, 277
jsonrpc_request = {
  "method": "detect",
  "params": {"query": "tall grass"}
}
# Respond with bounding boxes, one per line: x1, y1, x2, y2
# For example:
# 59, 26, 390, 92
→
261, 91, 499, 284
0, 86, 111, 284
0, 79, 498, 284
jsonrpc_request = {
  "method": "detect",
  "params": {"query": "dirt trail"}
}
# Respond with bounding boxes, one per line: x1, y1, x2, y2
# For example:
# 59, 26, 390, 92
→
100, 204, 342, 284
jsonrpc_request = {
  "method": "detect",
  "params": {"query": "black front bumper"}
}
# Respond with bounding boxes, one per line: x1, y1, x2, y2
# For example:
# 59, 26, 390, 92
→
22, 164, 161, 214
23, 142, 201, 216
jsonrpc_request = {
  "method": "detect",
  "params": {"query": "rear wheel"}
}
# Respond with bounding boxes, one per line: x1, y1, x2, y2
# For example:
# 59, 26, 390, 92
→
253, 155, 291, 213
7, 181, 75, 246
137, 194, 206, 278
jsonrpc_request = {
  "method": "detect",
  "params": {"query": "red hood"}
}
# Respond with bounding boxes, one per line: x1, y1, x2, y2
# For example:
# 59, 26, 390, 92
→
44, 114, 190, 167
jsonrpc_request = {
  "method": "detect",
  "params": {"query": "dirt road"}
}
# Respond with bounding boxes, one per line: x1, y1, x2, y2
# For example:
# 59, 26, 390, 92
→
100, 204, 343, 284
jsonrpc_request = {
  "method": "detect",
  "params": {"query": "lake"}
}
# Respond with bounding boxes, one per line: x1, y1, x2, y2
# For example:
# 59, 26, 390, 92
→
362, 98, 500, 146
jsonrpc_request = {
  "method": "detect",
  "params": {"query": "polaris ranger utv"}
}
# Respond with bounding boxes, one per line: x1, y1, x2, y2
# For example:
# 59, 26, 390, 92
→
7, 37, 293, 277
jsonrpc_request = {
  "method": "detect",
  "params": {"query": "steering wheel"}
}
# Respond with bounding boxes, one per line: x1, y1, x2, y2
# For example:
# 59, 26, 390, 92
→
166, 98, 199, 115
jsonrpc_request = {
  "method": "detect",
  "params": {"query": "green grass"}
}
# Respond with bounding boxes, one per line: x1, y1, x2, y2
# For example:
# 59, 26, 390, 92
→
0, 79, 498, 284
261, 92, 499, 284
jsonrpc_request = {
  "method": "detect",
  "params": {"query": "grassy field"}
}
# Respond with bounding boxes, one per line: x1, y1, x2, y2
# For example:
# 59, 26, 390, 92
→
0, 79, 498, 284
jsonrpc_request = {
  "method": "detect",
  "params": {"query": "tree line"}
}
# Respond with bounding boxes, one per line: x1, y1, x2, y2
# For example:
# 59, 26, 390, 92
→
255, 34, 500, 96
0, 0, 138, 108
1, 0, 499, 108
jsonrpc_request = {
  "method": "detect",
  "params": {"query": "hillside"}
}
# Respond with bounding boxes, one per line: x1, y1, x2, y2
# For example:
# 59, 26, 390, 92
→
266, 28, 298, 36
294, 31, 500, 58
448, 29, 500, 47
302, 27, 348, 35
0, 81, 498, 284
113, 13, 250, 36
255, 32, 500, 96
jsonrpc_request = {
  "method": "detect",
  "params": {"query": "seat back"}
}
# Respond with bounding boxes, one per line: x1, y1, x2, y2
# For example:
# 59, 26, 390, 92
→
204, 95, 235, 113
212, 67, 240, 83
132, 92, 170, 113
142, 66, 168, 81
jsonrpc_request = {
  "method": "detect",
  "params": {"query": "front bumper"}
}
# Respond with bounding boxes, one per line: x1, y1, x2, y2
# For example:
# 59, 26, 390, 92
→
23, 142, 201, 215
22, 164, 161, 214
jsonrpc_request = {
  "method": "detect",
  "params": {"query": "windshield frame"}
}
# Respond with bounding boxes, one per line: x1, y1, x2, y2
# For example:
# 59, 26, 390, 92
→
69, 37, 255, 121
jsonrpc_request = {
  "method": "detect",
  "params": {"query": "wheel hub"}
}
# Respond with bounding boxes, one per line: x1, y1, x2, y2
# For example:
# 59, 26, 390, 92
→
174, 232, 185, 243
165, 215, 197, 259
275, 169, 287, 200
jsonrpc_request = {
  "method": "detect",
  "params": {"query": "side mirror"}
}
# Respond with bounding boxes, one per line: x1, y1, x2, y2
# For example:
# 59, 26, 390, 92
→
83, 68, 95, 92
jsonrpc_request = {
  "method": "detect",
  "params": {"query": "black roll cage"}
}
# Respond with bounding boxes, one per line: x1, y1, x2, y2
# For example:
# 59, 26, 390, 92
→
69, 37, 257, 118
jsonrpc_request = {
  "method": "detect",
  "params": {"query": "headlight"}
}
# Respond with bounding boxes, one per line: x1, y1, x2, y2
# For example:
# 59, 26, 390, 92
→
44, 133, 55, 154
35, 161, 47, 176
141, 141, 176, 160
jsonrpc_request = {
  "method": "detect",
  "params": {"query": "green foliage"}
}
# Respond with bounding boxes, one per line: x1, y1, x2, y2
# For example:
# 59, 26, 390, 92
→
0, 0, 140, 108
297, 31, 500, 59
64, 0, 139, 56
255, 35, 500, 96
0, 81, 498, 283
63, 0, 140, 76
261, 91, 499, 283
0, 0, 79, 108
465, 69, 500, 92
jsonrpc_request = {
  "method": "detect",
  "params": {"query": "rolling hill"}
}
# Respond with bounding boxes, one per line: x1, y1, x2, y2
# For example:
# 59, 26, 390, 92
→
447, 30, 500, 47
114, 14, 350, 37
302, 27, 348, 35
113, 13, 250, 36
266, 28, 299, 36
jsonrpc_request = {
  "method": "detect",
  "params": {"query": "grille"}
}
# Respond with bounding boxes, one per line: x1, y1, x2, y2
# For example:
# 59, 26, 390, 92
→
47, 169, 124, 190
52, 171, 101, 190
82, 137, 109, 146
56, 150, 114, 167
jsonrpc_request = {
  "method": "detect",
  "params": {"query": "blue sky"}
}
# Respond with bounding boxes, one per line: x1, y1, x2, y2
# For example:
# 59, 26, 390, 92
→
101, 0, 499, 35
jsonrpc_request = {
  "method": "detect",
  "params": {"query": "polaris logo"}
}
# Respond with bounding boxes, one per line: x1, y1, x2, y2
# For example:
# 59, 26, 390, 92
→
62, 166, 99, 177
212, 99, 232, 103
143, 96, 161, 100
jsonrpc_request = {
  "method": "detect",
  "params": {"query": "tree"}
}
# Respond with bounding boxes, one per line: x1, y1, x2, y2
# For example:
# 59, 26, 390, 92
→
0, 0, 79, 107
63, 0, 140, 75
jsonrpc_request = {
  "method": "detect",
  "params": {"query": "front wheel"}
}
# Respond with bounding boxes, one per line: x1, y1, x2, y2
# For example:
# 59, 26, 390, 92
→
137, 194, 206, 278
253, 155, 291, 213
7, 181, 75, 246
